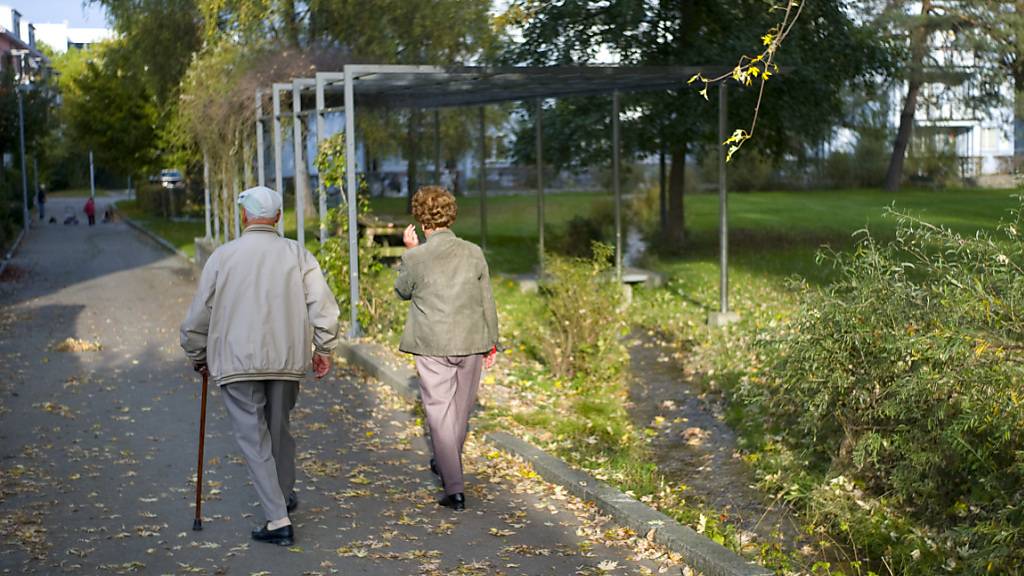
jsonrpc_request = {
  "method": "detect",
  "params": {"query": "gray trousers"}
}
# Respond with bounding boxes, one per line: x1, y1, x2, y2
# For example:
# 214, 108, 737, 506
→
414, 354, 482, 495
221, 380, 298, 522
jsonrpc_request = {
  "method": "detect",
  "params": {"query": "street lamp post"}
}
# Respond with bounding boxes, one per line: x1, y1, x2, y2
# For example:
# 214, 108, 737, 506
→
17, 86, 28, 231
11, 48, 31, 232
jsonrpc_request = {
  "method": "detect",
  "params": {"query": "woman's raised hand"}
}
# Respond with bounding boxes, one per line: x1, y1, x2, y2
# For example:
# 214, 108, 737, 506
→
403, 224, 419, 249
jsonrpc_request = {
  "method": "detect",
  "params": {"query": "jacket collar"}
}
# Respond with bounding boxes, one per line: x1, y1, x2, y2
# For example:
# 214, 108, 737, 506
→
243, 224, 281, 236
425, 228, 455, 243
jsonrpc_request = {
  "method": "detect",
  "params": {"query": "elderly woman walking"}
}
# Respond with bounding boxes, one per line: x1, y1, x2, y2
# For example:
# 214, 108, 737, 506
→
396, 186, 499, 511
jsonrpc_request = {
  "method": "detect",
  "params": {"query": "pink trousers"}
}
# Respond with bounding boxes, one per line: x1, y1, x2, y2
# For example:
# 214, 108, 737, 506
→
414, 354, 483, 495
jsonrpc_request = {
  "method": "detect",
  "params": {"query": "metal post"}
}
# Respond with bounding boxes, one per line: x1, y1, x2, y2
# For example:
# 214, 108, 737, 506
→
536, 99, 545, 274
708, 83, 739, 327
315, 76, 328, 244
344, 69, 362, 337
17, 90, 27, 230
32, 156, 39, 220
272, 86, 285, 234
478, 106, 487, 252
89, 150, 95, 199
221, 164, 230, 240
255, 89, 266, 187
203, 153, 211, 239
718, 83, 729, 315
233, 166, 241, 239
434, 109, 441, 184
212, 163, 221, 244
659, 145, 667, 233
128, 175, 132, 200
292, 83, 305, 246
612, 91, 622, 282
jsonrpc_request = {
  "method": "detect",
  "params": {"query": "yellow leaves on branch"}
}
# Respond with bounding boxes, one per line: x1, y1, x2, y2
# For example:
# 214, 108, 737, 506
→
723, 129, 751, 162
689, 0, 803, 162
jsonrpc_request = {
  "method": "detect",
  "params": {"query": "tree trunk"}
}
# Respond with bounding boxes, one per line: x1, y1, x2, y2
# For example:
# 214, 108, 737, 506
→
884, 0, 931, 192
281, 0, 301, 47
665, 143, 687, 248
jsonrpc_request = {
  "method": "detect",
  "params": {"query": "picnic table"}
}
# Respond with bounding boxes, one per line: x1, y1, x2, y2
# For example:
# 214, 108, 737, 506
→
358, 213, 413, 259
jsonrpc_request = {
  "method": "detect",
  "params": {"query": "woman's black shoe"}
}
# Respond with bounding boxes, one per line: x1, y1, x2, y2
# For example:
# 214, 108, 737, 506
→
251, 523, 294, 546
438, 493, 465, 511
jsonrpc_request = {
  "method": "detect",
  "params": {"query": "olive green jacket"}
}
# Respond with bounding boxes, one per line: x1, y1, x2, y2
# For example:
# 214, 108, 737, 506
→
394, 229, 499, 356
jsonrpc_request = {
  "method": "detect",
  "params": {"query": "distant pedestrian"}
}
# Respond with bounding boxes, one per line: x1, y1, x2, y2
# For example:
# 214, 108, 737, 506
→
180, 186, 340, 546
84, 197, 96, 226
396, 186, 499, 512
37, 186, 45, 221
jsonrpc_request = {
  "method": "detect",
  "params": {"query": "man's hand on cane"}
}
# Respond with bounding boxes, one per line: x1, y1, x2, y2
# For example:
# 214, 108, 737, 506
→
193, 361, 209, 377
312, 353, 332, 379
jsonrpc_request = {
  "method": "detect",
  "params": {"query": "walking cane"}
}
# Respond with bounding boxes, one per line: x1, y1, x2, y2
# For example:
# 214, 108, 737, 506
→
193, 371, 209, 531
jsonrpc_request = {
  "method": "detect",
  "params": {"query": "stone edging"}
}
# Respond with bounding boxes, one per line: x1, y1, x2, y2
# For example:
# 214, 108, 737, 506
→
337, 340, 773, 576
0, 227, 27, 278
111, 203, 196, 267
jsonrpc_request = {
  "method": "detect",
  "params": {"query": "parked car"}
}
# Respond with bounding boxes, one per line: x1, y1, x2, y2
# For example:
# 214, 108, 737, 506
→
159, 169, 185, 190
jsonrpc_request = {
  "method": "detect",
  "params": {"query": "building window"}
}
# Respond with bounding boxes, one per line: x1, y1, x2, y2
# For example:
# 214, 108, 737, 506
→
982, 128, 1000, 151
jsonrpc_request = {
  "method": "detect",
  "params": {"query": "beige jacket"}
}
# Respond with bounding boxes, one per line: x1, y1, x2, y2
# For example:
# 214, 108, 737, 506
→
180, 225, 340, 386
395, 229, 499, 356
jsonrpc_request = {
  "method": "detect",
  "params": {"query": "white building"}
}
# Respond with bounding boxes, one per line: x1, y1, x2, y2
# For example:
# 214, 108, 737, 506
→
34, 21, 112, 53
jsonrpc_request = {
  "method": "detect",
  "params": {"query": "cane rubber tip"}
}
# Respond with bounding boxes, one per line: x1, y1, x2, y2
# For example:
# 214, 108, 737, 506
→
192, 519, 203, 531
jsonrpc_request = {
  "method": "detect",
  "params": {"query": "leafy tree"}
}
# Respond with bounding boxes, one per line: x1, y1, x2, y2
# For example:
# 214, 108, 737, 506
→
91, 0, 202, 106
960, 1, 1024, 158
503, 0, 888, 246
59, 41, 160, 181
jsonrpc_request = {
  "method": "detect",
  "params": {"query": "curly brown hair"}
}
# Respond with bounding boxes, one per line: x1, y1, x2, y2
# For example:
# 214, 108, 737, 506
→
411, 186, 458, 230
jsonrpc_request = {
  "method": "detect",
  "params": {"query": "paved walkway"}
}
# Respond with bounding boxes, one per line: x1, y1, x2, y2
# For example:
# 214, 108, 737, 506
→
0, 197, 686, 575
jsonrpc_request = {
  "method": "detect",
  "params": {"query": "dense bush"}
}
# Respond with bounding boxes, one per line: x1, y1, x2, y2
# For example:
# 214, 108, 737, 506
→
737, 204, 1024, 573
532, 242, 628, 383
549, 200, 614, 258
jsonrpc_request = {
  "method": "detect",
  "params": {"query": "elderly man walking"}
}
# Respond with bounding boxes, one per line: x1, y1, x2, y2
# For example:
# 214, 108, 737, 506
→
180, 186, 340, 546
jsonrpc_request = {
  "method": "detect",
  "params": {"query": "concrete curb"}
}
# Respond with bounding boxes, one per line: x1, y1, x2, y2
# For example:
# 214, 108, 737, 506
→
337, 341, 772, 576
112, 204, 196, 268
0, 226, 27, 278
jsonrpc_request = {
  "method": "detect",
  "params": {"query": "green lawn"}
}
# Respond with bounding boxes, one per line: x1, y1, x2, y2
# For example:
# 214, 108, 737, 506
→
116, 200, 320, 258
48, 188, 120, 198
120, 187, 1019, 280
373, 187, 1019, 278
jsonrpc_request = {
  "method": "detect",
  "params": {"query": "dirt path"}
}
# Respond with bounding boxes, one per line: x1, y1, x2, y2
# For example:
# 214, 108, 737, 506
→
627, 333, 801, 550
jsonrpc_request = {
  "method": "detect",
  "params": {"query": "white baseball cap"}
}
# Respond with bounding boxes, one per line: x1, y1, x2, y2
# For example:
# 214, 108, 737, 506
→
238, 186, 283, 219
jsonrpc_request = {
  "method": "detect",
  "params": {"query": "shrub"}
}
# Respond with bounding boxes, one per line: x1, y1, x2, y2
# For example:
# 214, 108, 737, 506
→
737, 203, 1024, 573
533, 242, 628, 383
316, 206, 404, 345
549, 200, 614, 259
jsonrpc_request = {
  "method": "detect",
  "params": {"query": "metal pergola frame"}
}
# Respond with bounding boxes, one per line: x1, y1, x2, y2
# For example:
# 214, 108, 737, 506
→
227, 64, 740, 337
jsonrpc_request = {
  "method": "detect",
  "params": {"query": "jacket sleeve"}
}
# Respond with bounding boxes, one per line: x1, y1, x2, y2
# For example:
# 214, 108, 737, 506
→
480, 252, 499, 348
302, 249, 341, 354
394, 252, 415, 301
180, 253, 218, 363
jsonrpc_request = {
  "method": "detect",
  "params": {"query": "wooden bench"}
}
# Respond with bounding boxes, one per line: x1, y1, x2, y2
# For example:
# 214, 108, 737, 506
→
358, 214, 412, 259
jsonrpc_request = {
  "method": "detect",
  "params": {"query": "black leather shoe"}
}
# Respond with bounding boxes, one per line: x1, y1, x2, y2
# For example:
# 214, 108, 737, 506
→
430, 458, 441, 477
438, 492, 465, 511
251, 523, 294, 546
286, 492, 298, 513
